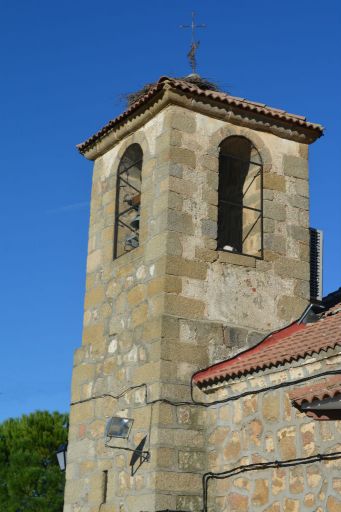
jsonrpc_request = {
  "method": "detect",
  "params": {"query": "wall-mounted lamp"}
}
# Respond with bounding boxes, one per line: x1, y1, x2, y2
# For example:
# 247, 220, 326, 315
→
105, 417, 134, 439
56, 443, 67, 471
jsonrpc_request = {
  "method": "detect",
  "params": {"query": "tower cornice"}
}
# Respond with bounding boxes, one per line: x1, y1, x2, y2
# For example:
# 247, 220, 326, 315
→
77, 76, 324, 160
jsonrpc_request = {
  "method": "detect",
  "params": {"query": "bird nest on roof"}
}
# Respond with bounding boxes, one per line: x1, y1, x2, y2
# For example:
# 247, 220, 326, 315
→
125, 75, 222, 107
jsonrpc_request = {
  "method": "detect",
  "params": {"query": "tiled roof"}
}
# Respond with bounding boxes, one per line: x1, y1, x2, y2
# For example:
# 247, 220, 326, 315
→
77, 76, 324, 155
289, 375, 341, 420
193, 294, 341, 388
289, 375, 341, 406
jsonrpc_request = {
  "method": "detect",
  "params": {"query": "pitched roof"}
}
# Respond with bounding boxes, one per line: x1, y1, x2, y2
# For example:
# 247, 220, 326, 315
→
77, 76, 323, 155
193, 290, 341, 389
289, 375, 341, 406
289, 375, 341, 420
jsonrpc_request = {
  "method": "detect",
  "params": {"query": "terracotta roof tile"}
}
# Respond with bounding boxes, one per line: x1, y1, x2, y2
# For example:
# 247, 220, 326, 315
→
77, 76, 323, 155
193, 302, 341, 388
289, 375, 341, 420
289, 375, 341, 405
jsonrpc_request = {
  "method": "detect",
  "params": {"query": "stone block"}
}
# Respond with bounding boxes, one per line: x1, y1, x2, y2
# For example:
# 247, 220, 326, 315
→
178, 450, 205, 470
249, 419, 263, 446
161, 315, 180, 339
165, 231, 182, 257
169, 162, 183, 177
131, 302, 148, 327
82, 323, 104, 345
274, 257, 309, 280
283, 155, 308, 179
164, 294, 205, 319
168, 146, 196, 167
147, 277, 164, 296
161, 340, 207, 365
168, 210, 194, 235
223, 432, 241, 461
287, 224, 309, 243
327, 496, 341, 512
166, 256, 208, 280
155, 447, 177, 468
252, 479, 269, 506
299, 241, 310, 262
127, 284, 146, 305
170, 110, 196, 133
145, 233, 168, 261
70, 402, 95, 424
218, 251, 256, 267
264, 218, 275, 233
195, 247, 218, 262
278, 426, 296, 459
142, 317, 162, 342
299, 143, 309, 159
168, 190, 183, 211
284, 499, 300, 512
290, 194, 309, 210
165, 275, 182, 293
206, 169, 219, 189
72, 364, 96, 385
87, 250, 102, 273
226, 492, 248, 512
224, 326, 249, 348
202, 186, 218, 205
201, 219, 217, 238
264, 173, 286, 192
264, 234, 286, 254
168, 176, 196, 197
263, 200, 286, 221
289, 466, 304, 494
262, 392, 280, 421
209, 426, 230, 445
263, 189, 274, 200
153, 193, 168, 216
176, 495, 202, 512
208, 204, 218, 221
154, 471, 202, 492
295, 178, 309, 197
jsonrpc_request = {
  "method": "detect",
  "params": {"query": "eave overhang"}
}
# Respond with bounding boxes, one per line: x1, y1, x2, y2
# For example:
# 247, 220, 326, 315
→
77, 76, 324, 160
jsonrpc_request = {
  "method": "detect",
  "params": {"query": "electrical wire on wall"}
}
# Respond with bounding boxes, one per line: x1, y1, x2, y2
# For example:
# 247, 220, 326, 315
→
70, 368, 341, 411
202, 451, 341, 512
69, 297, 341, 512
70, 368, 341, 510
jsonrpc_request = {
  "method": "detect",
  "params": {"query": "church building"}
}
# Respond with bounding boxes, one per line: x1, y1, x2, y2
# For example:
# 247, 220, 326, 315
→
64, 75, 341, 511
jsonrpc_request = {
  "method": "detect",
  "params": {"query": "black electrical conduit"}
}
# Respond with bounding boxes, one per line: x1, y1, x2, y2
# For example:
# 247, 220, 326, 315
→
71, 305, 327, 411
202, 451, 341, 512
69, 306, 340, 512
70, 368, 341, 410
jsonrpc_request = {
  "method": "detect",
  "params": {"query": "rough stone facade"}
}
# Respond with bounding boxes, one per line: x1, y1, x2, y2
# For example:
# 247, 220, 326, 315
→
64, 88, 318, 512
201, 349, 341, 512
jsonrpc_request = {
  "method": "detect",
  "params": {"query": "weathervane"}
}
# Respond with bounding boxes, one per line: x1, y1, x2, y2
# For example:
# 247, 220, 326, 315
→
180, 11, 206, 74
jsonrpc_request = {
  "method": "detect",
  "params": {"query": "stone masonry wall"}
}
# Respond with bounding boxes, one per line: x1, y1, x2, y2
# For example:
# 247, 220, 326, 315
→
201, 350, 341, 512
65, 101, 314, 512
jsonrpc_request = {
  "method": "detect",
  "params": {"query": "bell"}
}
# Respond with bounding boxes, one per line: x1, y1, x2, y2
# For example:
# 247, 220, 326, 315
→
124, 193, 140, 208
125, 233, 139, 249
130, 213, 140, 230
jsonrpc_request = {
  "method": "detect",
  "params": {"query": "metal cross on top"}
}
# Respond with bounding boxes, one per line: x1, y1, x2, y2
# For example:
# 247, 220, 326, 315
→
180, 11, 206, 74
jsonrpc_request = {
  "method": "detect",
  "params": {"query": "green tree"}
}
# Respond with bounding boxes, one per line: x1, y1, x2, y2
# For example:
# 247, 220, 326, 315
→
0, 410, 68, 512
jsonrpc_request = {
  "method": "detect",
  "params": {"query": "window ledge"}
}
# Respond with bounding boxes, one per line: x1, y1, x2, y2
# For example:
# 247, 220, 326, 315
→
217, 250, 257, 268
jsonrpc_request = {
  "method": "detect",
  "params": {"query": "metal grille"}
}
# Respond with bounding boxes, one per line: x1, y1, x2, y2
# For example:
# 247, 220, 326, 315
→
310, 227, 323, 301
114, 144, 143, 259
217, 138, 263, 258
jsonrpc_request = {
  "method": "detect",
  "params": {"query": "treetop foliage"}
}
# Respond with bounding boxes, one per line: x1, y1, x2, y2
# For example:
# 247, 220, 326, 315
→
0, 410, 68, 512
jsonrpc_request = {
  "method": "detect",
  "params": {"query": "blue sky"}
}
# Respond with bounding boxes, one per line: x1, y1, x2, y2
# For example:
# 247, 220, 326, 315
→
0, 0, 340, 422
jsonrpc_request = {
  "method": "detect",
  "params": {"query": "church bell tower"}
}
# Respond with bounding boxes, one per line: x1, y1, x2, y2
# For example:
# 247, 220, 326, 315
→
64, 76, 323, 512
